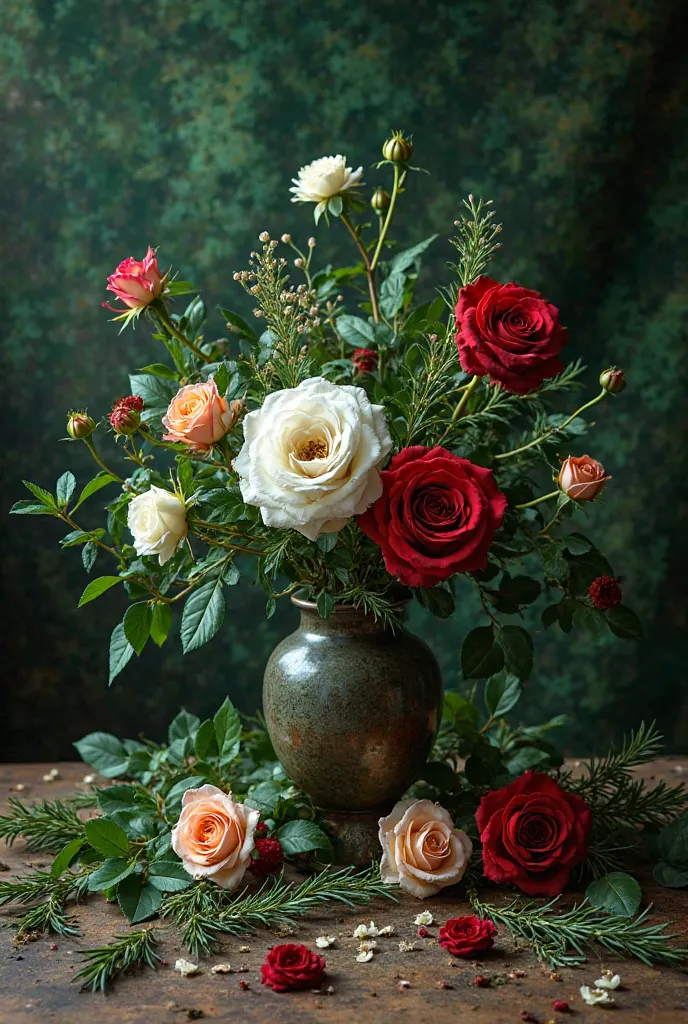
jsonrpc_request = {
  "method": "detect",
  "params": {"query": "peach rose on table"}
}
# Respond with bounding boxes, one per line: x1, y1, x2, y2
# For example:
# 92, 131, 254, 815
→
379, 798, 473, 899
558, 454, 610, 502
171, 784, 260, 890
103, 246, 163, 311
162, 380, 241, 452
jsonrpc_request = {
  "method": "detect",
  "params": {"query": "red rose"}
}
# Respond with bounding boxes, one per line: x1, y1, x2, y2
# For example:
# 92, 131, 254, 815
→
588, 576, 622, 610
438, 915, 497, 958
352, 347, 378, 375
260, 943, 325, 992
358, 446, 507, 588
248, 836, 284, 876
455, 276, 567, 395
476, 771, 592, 897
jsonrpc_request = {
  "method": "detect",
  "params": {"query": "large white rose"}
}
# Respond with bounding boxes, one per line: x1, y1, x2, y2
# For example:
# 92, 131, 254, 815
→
290, 155, 364, 204
233, 377, 392, 541
127, 485, 188, 565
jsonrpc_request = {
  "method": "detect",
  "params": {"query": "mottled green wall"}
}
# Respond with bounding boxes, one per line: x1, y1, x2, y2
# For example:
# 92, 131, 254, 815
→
2, 0, 687, 759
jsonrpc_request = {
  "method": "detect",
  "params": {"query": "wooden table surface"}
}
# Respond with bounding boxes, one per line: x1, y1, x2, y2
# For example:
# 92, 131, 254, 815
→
1, 760, 687, 1024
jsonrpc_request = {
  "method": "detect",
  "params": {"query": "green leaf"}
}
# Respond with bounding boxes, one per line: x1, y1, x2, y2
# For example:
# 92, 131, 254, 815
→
150, 602, 173, 647
499, 626, 534, 680
505, 747, 552, 775
123, 602, 152, 655
219, 307, 260, 343
164, 777, 200, 809
129, 373, 178, 420
316, 533, 338, 553
415, 586, 455, 619
388, 234, 438, 274
84, 818, 131, 859
169, 710, 201, 744
194, 719, 218, 760
213, 362, 230, 397
653, 861, 688, 888
500, 575, 541, 606
605, 604, 643, 640
56, 471, 76, 507
78, 575, 123, 607
335, 314, 375, 348
464, 743, 504, 785
563, 533, 592, 556
167, 280, 197, 296
180, 579, 225, 654
327, 195, 343, 217
541, 604, 560, 629
148, 858, 193, 892
87, 857, 136, 892
10, 500, 57, 515
277, 819, 333, 856
109, 621, 135, 684
23, 480, 56, 507
213, 697, 242, 766
74, 731, 129, 777
96, 785, 140, 816
485, 670, 522, 718
51, 837, 87, 878
461, 626, 504, 679
117, 874, 163, 924
379, 270, 405, 319
136, 362, 180, 380
73, 472, 118, 511
586, 871, 642, 918
316, 592, 335, 619
81, 541, 98, 573
658, 813, 688, 869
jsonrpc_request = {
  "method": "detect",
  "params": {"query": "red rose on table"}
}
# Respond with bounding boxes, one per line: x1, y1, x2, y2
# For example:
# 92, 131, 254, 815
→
439, 915, 497, 957
476, 771, 592, 897
358, 446, 507, 588
260, 943, 325, 992
455, 276, 567, 394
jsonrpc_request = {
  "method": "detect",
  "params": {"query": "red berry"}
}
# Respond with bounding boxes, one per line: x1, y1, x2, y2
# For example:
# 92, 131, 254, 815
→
351, 348, 378, 375
588, 575, 622, 610
553, 1001, 570, 1013
248, 836, 284, 876
417, 926, 430, 938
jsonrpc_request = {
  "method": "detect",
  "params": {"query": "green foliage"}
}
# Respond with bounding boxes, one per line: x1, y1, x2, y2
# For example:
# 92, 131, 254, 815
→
75, 929, 161, 993
0, 798, 84, 853
654, 812, 688, 888
585, 871, 642, 917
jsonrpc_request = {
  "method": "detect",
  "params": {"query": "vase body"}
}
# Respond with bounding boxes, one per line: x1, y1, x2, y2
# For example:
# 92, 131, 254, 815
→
263, 596, 443, 863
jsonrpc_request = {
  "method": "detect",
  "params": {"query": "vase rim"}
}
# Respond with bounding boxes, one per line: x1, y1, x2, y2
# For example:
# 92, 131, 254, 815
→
290, 592, 410, 615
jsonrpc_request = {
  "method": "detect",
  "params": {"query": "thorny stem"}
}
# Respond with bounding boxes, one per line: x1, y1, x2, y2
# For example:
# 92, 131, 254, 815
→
370, 164, 405, 271
496, 389, 608, 461
516, 489, 560, 510
84, 438, 125, 483
340, 212, 381, 323
153, 303, 212, 363
438, 374, 481, 442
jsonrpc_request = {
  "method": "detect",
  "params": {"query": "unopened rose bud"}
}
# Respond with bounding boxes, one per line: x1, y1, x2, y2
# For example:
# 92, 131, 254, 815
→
308, 236, 316, 248
371, 186, 391, 213
558, 454, 610, 502
67, 411, 96, 440
281, 233, 292, 244
382, 131, 414, 163
599, 367, 627, 393
109, 395, 144, 435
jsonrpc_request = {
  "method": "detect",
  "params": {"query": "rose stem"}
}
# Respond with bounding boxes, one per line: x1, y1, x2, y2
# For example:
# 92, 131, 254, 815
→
438, 374, 482, 442
496, 388, 608, 461
84, 438, 125, 483
369, 163, 405, 272
515, 490, 560, 510
152, 302, 212, 363
339, 212, 381, 323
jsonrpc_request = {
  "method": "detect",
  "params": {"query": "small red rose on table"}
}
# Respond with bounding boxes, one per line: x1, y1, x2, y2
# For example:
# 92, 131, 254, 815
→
439, 915, 497, 957
261, 943, 325, 992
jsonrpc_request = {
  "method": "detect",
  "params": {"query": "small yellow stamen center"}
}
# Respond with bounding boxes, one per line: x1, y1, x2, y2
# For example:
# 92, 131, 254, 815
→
296, 438, 328, 461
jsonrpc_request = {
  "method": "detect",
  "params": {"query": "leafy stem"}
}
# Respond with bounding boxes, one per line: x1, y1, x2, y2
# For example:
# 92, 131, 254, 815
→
340, 212, 381, 323
152, 302, 212, 363
496, 388, 608, 461
370, 163, 405, 271
84, 438, 125, 483
438, 374, 481, 442
516, 489, 560, 510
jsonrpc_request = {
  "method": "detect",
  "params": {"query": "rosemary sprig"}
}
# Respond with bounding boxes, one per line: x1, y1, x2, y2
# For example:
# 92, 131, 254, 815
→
470, 890, 688, 969
0, 797, 84, 852
449, 194, 502, 288
75, 928, 161, 992
0, 870, 89, 938
162, 865, 397, 958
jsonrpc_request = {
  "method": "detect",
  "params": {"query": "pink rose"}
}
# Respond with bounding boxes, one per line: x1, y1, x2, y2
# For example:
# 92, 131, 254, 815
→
558, 454, 610, 501
103, 246, 162, 311
171, 784, 260, 890
162, 380, 240, 452
379, 798, 473, 899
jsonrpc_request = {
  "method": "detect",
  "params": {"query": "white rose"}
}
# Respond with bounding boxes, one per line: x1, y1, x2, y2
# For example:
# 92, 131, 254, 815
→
290, 155, 364, 204
127, 485, 187, 565
379, 798, 473, 899
233, 376, 392, 541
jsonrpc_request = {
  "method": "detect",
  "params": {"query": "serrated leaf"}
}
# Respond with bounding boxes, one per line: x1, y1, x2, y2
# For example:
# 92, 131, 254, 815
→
605, 604, 643, 640
219, 307, 259, 343
123, 602, 152, 655
169, 710, 201, 744
96, 784, 140, 815
499, 625, 534, 680
74, 731, 129, 777
136, 362, 180, 380
117, 874, 163, 924
56, 471, 76, 507
51, 837, 87, 878
23, 479, 56, 507
81, 541, 98, 573
84, 818, 130, 859
461, 626, 504, 679
73, 472, 118, 511
180, 579, 225, 653
10, 501, 57, 515
109, 621, 135, 685
147, 858, 193, 892
213, 697, 242, 766
586, 871, 642, 917
87, 857, 136, 891
78, 575, 123, 607
335, 314, 375, 348
485, 670, 522, 718
379, 270, 405, 318
150, 602, 173, 647
277, 819, 333, 855
194, 719, 218, 760
388, 234, 438, 274
164, 776, 200, 809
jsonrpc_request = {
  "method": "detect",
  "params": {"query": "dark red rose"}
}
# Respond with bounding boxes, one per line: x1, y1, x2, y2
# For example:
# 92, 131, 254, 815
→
476, 771, 592, 897
455, 276, 567, 395
358, 445, 507, 588
260, 943, 325, 992
248, 836, 284, 876
438, 915, 496, 958
110, 395, 144, 434
588, 575, 622, 610
352, 347, 378, 375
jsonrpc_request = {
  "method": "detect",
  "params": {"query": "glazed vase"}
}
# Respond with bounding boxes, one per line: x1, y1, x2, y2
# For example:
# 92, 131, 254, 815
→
263, 594, 443, 865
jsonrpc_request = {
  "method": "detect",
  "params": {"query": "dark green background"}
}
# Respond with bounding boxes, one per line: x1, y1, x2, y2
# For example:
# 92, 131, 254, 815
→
2, 0, 687, 760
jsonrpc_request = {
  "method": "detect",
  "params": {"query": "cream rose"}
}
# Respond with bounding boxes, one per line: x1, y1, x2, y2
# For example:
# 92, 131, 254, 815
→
290, 155, 364, 204
558, 454, 610, 501
379, 798, 473, 899
171, 784, 260, 890
127, 485, 187, 565
162, 379, 240, 452
233, 376, 392, 541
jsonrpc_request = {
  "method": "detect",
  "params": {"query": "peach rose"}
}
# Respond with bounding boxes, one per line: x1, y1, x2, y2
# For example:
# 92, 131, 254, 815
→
558, 454, 610, 502
379, 798, 473, 899
162, 380, 240, 451
171, 784, 260, 890
103, 246, 162, 311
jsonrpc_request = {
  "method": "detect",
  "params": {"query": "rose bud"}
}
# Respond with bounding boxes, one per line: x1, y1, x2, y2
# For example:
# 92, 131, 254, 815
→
103, 246, 162, 312
558, 454, 610, 502
66, 411, 96, 440
599, 367, 627, 393
351, 347, 378, 375
382, 131, 414, 163
110, 395, 144, 435
371, 187, 391, 213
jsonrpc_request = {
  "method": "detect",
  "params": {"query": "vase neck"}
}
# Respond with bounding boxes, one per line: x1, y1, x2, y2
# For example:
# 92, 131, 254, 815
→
293, 600, 406, 636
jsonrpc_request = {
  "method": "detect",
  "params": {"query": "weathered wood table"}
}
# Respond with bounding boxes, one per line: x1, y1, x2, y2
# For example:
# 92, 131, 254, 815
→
2, 761, 687, 1023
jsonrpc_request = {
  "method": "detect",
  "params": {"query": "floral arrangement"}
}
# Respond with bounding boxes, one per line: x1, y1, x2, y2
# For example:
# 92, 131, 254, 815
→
5, 132, 688, 993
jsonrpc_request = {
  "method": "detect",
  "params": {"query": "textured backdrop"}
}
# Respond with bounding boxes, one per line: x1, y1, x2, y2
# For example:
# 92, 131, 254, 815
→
1, 0, 687, 759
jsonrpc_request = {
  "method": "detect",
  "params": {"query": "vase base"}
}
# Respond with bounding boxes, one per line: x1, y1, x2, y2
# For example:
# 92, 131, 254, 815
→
320, 808, 386, 866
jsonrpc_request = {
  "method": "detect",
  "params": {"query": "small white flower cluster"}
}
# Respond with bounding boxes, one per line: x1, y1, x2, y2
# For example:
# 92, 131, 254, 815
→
352, 920, 395, 963
579, 970, 621, 1007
